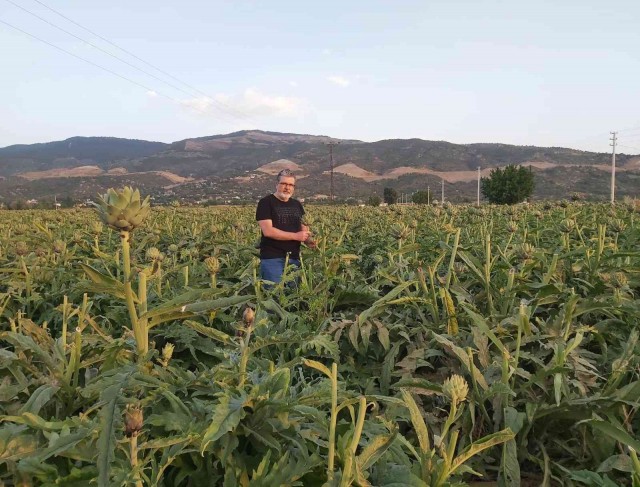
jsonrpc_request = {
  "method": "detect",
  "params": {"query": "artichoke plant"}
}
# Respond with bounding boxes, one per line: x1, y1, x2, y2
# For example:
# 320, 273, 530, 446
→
92, 187, 152, 358
94, 186, 150, 232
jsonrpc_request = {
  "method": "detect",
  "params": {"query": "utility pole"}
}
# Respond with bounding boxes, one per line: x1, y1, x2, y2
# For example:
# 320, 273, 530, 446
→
610, 131, 617, 204
427, 186, 430, 205
441, 179, 444, 203
477, 167, 481, 206
323, 141, 340, 202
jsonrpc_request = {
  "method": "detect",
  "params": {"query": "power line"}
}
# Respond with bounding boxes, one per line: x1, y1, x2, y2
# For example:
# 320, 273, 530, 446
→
31, 0, 239, 108
617, 125, 640, 134
562, 124, 640, 151
618, 133, 640, 141
0, 17, 235, 123
0, 18, 174, 99
617, 144, 640, 152
31, 0, 197, 87
4, 0, 254, 123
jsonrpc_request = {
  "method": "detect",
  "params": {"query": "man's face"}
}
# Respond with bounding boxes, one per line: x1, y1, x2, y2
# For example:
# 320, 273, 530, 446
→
275, 176, 296, 201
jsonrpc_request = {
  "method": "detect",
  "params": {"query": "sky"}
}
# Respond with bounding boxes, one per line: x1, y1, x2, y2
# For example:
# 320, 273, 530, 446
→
1, 0, 640, 154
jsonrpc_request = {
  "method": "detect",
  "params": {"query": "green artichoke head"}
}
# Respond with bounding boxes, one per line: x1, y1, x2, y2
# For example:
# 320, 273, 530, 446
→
442, 374, 469, 406
93, 186, 151, 232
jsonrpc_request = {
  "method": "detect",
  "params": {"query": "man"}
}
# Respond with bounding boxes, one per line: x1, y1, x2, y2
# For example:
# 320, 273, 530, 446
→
255, 169, 312, 285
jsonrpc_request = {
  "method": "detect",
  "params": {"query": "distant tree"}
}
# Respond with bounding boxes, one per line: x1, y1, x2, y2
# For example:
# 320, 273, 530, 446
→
36, 197, 55, 209
60, 195, 75, 208
481, 165, 535, 204
383, 187, 398, 205
367, 194, 382, 206
411, 190, 431, 204
8, 199, 27, 210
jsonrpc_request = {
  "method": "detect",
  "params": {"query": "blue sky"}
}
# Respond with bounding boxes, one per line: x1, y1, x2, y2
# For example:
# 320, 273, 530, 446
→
1, 0, 640, 153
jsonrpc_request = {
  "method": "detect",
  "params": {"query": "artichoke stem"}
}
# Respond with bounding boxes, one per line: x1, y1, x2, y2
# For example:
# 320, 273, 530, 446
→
138, 271, 149, 355
124, 281, 144, 357
130, 435, 142, 487
238, 325, 253, 388
121, 231, 131, 283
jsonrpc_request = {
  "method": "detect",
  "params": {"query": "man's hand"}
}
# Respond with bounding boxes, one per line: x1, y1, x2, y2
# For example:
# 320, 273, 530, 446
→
304, 238, 318, 250
295, 230, 311, 242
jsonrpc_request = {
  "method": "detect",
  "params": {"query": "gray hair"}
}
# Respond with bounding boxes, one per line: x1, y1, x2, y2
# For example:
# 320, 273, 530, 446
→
276, 169, 296, 182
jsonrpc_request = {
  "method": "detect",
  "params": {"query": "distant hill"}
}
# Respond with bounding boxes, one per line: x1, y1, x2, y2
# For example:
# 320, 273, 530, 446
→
0, 130, 638, 205
0, 137, 169, 176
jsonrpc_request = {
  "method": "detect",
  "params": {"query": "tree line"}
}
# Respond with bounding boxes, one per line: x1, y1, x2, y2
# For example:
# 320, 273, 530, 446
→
367, 164, 535, 205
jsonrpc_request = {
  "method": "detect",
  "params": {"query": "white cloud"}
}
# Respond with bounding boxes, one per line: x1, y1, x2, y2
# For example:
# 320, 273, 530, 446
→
180, 88, 307, 118
327, 76, 350, 87
289, 81, 299, 88
146, 90, 158, 97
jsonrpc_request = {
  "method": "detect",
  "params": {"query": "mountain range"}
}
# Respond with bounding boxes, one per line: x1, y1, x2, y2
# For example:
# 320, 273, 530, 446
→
0, 130, 638, 206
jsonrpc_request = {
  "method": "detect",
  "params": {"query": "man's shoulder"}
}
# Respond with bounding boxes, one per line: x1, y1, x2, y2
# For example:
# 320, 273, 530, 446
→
257, 194, 276, 207
258, 194, 275, 203
289, 197, 303, 207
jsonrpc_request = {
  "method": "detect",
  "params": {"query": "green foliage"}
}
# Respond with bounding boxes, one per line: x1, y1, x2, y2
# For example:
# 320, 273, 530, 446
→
1, 201, 640, 486
411, 190, 431, 204
481, 164, 535, 204
383, 187, 398, 204
367, 194, 382, 206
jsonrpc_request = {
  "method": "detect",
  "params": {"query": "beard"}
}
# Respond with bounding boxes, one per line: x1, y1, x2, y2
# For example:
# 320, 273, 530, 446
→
275, 190, 292, 201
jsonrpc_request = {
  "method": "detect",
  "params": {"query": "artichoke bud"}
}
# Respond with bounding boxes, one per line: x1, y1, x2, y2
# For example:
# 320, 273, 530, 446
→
94, 186, 150, 232
52, 240, 66, 254
204, 256, 220, 275
517, 243, 535, 261
90, 221, 103, 235
610, 219, 626, 234
442, 223, 457, 234
328, 256, 340, 275
124, 404, 143, 437
146, 247, 163, 262
392, 223, 410, 240
161, 343, 175, 366
611, 272, 628, 289
559, 218, 576, 233
243, 307, 255, 327
442, 374, 469, 405
15, 241, 28, 256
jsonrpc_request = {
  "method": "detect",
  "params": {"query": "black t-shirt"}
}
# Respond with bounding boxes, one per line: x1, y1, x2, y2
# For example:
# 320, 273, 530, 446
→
255, 194, 305, 259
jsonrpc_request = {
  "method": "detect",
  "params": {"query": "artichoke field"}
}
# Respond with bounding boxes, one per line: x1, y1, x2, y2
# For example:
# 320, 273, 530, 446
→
0, 195, 639, 486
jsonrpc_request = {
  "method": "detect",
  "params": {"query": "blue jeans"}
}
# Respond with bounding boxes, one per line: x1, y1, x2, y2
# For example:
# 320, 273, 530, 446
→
260, 257, 300, 287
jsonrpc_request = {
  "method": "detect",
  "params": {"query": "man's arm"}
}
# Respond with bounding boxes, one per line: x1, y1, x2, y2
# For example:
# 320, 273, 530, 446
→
259, 219, 309, 242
